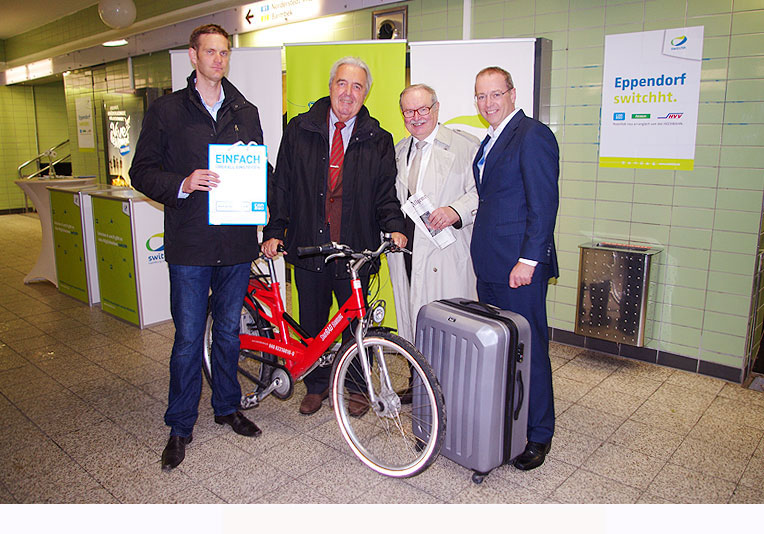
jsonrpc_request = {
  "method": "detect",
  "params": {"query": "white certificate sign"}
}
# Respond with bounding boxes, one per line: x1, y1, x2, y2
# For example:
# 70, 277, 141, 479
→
208, 143, 268, 225
599, 26, 703, 171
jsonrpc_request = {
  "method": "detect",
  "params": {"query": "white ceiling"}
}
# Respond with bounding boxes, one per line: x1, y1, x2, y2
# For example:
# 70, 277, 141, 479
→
0, 0, 98, 40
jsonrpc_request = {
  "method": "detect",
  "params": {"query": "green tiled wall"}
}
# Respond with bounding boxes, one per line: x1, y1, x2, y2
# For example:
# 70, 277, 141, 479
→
0, 85, 37, 211
63, 51, 172, 185
5, 0, 764, 373
0, 81, 68, 212
465, 0, 764, 372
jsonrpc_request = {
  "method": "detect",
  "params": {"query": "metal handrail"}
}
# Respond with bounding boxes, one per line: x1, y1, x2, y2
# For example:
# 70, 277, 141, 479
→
17, 139, 71, 179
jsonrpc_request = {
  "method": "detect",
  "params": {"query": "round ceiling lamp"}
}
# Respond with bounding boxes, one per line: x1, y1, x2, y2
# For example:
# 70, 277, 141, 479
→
98, 0, 137, 29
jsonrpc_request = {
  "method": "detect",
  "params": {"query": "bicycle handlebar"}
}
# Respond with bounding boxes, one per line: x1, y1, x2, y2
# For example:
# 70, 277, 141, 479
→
296, 242, 336, 257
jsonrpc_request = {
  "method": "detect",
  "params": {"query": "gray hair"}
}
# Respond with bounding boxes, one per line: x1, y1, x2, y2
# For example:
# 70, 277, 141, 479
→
399, 83, 438, 109
329, 56, 373, 96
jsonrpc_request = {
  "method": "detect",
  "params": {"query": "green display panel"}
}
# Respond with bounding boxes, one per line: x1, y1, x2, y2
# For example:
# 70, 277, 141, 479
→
92, 197, 139, 324
50, 190, 88, 303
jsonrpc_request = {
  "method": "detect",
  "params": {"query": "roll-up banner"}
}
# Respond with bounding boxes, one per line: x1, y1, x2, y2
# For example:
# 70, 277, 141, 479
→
285, 40, 407, 143
409, 39, 544, 139
599, 27, 704, 171
284, 41, 407, 329
170, 47, 283, 166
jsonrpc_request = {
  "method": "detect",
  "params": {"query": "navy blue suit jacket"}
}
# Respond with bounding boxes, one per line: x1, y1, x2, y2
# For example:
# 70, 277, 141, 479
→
471, 110, 559, 284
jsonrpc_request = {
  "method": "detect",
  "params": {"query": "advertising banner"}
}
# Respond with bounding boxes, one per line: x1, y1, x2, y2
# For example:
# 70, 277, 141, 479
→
104, 93, 144, 187
599, 26, 704, 171
132, 199, 171, 327
284, 41, 406, 329
50, 190, 89, 304
75, 96, 95, 150
409, 39, 539, 139
285, 40, 407, 142
92, 196, 139, 325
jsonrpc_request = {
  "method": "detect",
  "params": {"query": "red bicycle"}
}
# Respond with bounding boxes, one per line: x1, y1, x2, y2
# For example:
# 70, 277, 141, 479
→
202, 235, 445, 477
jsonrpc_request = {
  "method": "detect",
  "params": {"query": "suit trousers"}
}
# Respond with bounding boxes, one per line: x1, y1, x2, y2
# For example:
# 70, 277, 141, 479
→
165, 263, 250, 437
477, 274, 555, 444
293, 262, 370, 394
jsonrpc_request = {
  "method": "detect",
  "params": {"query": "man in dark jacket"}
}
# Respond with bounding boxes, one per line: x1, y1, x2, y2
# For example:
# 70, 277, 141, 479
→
262, 56, 406, 416
130, 24, 263, 472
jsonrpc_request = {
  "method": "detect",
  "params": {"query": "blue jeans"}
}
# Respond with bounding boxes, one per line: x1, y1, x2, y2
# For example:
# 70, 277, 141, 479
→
165, 263, 250, 437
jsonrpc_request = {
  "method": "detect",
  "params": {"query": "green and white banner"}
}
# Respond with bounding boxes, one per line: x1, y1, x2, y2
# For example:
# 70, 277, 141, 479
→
599, 26, 704, 171
50, 190, 89, 304
285, 40, 407, 142
284, 41, 406, 329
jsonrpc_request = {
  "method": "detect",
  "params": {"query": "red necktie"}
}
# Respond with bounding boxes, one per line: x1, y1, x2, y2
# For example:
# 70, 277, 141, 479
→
329, 121, 345, 191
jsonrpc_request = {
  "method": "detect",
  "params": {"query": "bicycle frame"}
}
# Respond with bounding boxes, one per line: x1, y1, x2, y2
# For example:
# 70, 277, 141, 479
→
239, 256, 368, 383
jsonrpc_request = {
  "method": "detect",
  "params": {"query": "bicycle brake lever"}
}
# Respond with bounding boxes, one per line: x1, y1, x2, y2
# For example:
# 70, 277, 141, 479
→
325, 252, 345, 264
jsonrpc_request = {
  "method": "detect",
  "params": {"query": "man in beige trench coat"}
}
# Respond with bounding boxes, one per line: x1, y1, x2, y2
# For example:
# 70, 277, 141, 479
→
388, 84, 480, 343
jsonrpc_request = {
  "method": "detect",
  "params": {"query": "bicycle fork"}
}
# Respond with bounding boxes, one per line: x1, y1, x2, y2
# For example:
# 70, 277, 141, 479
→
353, 319, 401, 417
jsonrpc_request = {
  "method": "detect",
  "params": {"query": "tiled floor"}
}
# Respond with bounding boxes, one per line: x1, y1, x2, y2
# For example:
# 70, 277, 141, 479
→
1, 213, 764, 504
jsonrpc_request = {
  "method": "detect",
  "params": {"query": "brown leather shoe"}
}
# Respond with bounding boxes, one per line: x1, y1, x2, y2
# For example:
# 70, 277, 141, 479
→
348, 392, 369, 417
299, 388, 329, 415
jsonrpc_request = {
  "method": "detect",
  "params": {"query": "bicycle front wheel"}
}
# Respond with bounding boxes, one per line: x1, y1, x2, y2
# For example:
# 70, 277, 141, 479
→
331, 330, 445, 478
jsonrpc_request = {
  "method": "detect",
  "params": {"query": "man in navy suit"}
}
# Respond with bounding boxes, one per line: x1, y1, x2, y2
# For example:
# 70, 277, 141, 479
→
471, 66, 559, 471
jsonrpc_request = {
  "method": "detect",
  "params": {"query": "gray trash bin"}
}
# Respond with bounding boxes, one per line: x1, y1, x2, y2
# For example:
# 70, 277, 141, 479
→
575, 241, 661, 347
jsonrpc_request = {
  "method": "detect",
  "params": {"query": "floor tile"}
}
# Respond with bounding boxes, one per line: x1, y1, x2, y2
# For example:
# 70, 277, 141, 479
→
739, 454, 764, 490
556, 403, 626, 440
577, 384, 645, 418
550, 470, 641, 503
728, 485, 764, 504
668, 437, 750, 483
647, 463, 736, 503
582, 442, 666, 489
199, 456, 293, 503
547, 426, 603, 467
608, 419, 684, 460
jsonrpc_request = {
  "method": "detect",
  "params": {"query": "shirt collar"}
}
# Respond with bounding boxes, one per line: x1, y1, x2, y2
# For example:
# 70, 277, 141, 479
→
194, 78, 225, 113
487, 108, 521, 139
329, 108, 357, 131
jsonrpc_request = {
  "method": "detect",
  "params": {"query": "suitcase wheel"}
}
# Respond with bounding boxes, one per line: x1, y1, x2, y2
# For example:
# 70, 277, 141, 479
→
471, 472, 487, 484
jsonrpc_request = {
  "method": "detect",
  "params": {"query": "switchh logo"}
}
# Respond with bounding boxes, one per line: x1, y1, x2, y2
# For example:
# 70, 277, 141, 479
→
670, 35, 688, 50
146, 233, 165, 264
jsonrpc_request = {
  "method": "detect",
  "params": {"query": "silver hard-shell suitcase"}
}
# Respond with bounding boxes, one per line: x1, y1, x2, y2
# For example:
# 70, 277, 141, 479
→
413, 299, 531, 483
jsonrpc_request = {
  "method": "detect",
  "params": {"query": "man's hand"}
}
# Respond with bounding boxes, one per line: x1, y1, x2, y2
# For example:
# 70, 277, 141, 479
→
390, 232, 408, 249
509, 262, 535, 288
181, 169, 220, 194
262, 238, 284, 259
428, 206, 459, 231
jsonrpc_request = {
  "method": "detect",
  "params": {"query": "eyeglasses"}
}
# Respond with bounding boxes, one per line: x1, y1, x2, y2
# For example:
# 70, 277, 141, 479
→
474, 89, 512, 103
402, 103, 437, 118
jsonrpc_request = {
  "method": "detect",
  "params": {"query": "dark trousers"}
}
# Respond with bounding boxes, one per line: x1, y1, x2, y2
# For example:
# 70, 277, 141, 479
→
293, 262, 370, 394
477, 273, 555, 444
165, 263, 250, 437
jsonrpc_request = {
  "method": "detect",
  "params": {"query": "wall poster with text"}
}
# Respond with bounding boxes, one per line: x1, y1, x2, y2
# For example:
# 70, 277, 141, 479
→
599, 26, 704, 171
103, 92, 145, 187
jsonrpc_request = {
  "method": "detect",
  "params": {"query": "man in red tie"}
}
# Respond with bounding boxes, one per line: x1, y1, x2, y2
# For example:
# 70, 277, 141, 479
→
262, 57, 407, 416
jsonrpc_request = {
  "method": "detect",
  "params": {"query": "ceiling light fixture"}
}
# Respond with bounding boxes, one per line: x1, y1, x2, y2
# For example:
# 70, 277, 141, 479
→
103, 39, 129, 47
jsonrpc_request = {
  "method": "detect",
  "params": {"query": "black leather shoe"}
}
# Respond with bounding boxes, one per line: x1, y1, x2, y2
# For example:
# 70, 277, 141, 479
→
512, 441, 551, 471
214, 411, 262, 437
161, 435, 192, 471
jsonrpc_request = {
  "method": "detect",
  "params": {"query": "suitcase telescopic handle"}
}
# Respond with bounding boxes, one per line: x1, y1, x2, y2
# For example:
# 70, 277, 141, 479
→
514, 371, 524, 421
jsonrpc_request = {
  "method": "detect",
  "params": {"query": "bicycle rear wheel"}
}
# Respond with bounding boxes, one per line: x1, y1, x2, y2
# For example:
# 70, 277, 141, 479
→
331, 330, 445, 478
203, 298, 276, 405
